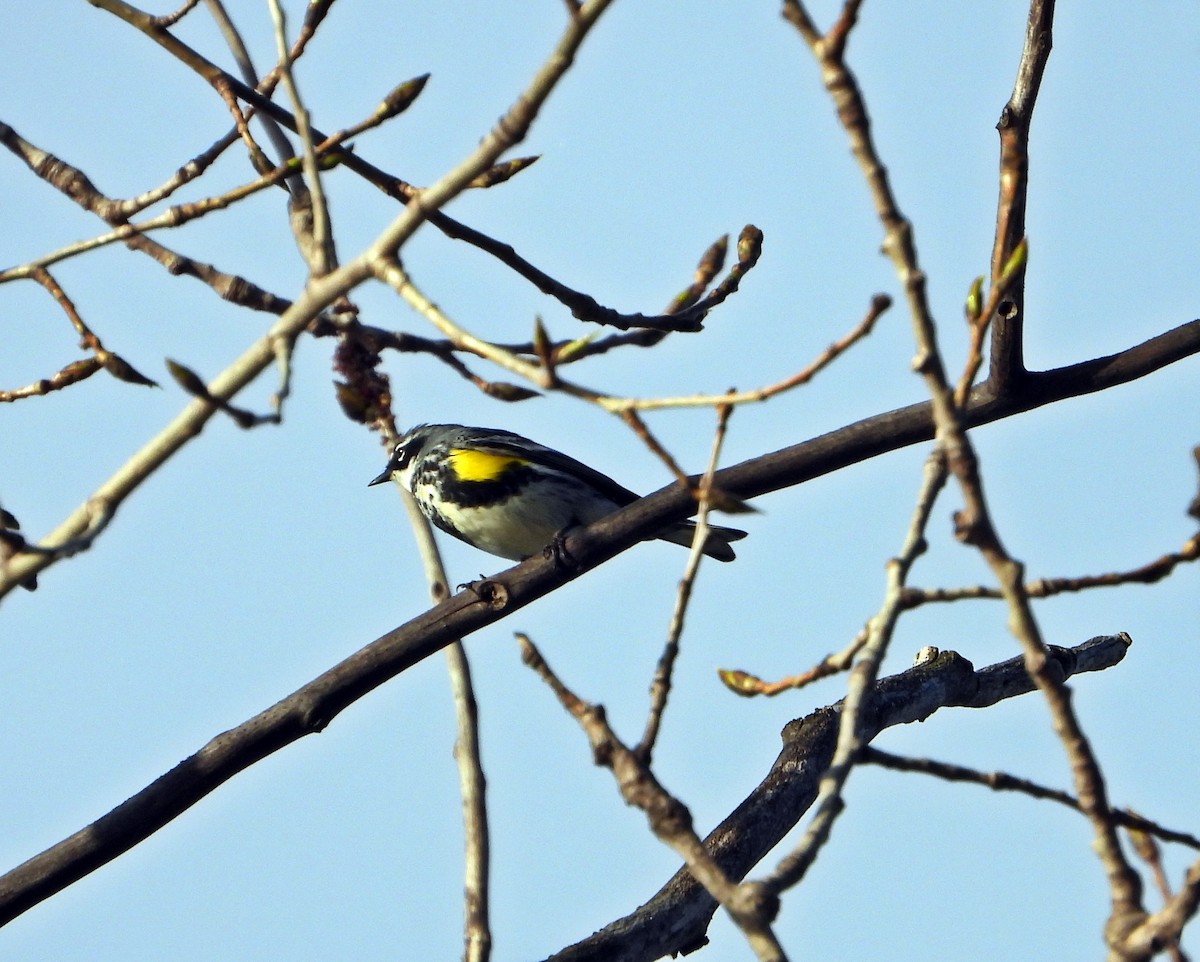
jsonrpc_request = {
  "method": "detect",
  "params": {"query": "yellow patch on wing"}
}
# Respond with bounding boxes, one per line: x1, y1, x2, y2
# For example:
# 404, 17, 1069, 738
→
448, 447, 529, 482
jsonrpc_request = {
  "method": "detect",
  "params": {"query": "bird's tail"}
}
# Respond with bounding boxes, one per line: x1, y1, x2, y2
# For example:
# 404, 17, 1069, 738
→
655, 521, 748, 562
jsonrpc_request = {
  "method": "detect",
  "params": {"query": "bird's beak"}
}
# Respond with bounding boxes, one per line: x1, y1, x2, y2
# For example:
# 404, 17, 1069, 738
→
368, 468, 393, 487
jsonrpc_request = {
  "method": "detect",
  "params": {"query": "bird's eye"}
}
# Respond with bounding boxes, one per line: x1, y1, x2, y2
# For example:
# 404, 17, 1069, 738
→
392, 438, 421, 469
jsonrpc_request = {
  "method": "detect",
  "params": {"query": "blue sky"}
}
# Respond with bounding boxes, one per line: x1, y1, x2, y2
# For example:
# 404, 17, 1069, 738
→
2, 2, 1198, 959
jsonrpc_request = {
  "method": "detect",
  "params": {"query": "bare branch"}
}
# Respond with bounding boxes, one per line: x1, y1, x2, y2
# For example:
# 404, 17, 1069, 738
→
636, 402, 736, 764
718, 620, 868, 696
518, 634, 788, 962
4, 312, 1196, 599
725, 520, 1199, 695
786, 0, 1146, 944
1120, 861, 1200, 962
901, 531, 1200, 608
861, 748, 1200, 851
758, 446, 948, 896
384, 479, 492, 962
0, 119, 295, 313
0, 0, 619, 598
89, 0, 745, 334
989, 0, 1055, 393
548, 636, 1132, 962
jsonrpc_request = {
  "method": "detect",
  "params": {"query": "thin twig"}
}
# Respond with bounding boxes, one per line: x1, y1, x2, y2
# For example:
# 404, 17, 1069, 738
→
901, 531, 1200, 608
152, 0, 202, 28
517, 634, 789, 962
786, 0, 1148, 946
759, 446, 949, 895
862, 748, 1200, 851
636, 401, 736, 763
0, 267, 158, 400
726, 522, 1199, 696
549, 635, 1132, 961
385, 470, 491, 962
0, 119, 294, 314
988, 0, 1055, 393
0, 0, 618, 599
1127, 823, 1193, 962
211, 0, 297, 172
268, 0, 335, 276
90, 0, 754, 334
0, 102, 414, 283
381, 262, 888, 414
718, 620, 869, 697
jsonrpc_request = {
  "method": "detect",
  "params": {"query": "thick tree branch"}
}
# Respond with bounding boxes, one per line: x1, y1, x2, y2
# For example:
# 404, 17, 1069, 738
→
0, 312, 1188, 918
547, 635, 1132, 962
3, 317, 1197, 597
694, 318, 1200, 510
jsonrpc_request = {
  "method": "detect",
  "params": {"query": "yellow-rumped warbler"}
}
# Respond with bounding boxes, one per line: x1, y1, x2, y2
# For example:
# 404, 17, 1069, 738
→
369, 424, 747, 562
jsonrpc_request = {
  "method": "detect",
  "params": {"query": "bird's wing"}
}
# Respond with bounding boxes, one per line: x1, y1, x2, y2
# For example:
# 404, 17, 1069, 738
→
469, 429, 641, 506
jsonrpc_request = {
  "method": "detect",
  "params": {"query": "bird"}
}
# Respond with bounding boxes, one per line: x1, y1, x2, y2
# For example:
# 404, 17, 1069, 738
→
369, 423, 747, 563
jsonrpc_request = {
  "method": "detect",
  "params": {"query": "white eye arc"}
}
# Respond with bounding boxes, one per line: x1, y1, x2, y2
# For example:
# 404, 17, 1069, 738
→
392, 436, 424, 471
